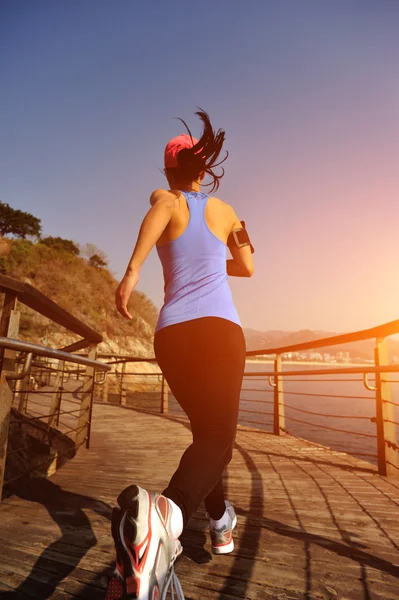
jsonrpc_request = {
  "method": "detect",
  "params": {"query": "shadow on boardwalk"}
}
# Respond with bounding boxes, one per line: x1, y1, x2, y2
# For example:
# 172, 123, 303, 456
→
1, 478, 112, 599
135, 410, 399, 600
216, 442, 264, 600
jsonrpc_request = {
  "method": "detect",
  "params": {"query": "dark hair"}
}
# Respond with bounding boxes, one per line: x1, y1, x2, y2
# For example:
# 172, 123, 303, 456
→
165, 109, 228, 193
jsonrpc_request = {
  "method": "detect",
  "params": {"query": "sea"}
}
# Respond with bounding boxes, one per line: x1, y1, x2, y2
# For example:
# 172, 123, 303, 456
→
239, 362, 399, 466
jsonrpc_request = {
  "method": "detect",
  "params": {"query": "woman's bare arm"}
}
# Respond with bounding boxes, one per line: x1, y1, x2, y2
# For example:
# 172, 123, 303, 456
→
226, 256, 253, 277
124, 190, 175, 273
115, 189, 176, 319
226, 208, 254, 277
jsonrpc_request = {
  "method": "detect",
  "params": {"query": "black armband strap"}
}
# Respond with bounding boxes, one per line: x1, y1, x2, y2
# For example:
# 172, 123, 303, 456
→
227, 221, 255, 253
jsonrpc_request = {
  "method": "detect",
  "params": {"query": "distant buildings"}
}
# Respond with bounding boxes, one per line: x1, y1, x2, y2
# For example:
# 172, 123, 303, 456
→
252, 350, 374, 364
281, 351, 330, 362
279, 350, 356, 363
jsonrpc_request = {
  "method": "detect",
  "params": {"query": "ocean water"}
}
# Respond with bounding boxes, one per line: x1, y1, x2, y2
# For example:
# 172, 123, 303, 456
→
129, 362, 399, 467
240, 362, 399, 465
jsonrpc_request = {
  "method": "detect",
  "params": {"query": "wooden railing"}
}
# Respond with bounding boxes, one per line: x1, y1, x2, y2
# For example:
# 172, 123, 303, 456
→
95, 318, 399, 477
0, 274, 102, 353
0, 276, 110, 501
244, 318, 399, 476
245, 318, 399, 357
94, 355, 167, 412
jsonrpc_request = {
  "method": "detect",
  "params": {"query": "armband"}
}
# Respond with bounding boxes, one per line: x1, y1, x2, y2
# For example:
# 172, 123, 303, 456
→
227, 221, 254, 253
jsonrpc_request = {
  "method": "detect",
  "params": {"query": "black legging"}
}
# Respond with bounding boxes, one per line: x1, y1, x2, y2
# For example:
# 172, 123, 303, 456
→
154, 316, 246, 527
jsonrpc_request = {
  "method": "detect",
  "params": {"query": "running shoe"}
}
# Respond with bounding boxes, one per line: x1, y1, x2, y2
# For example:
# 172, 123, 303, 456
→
209, 500, 237, 555
105, 484, 185, 600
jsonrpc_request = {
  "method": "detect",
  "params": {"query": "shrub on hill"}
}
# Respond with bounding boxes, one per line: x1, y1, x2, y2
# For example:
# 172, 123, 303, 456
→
0, 237, 158, 340
40, 236, 80, 255
89, 254, 107, 269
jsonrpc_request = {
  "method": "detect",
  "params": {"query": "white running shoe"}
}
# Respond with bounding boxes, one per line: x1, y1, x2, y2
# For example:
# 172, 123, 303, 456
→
106, 484, 185, 600
209, 500, 237, 555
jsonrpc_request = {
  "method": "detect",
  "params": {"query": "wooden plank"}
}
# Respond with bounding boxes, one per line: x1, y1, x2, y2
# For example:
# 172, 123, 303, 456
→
59, 340, 92, 354
0, 274, 102, 345
48, 360, 65, 429
375, 338, 399, 476
161, 375, 168, 414
0, 564, 93, 599
76, 348, 96, 448
1, 403, 399, 599
119, 362, 126, 405
273, 354, 284, 435
0, 295, 19, 501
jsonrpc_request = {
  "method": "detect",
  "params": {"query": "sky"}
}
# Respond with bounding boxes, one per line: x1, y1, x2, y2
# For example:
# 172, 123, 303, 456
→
1, 0, 398, 334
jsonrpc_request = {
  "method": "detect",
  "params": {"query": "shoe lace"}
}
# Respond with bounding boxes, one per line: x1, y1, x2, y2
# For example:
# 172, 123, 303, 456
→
161, 565, 185, 600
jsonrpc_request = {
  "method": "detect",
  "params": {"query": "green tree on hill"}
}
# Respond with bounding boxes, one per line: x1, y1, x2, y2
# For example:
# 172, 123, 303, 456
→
0, 202, 41, 239
40, 236, 80, 255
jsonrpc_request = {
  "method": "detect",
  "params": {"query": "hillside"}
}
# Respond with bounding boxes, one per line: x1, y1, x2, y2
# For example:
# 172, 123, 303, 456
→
0, 237, 158, 357
244, 328, 399, 361
2, 235, 397, 362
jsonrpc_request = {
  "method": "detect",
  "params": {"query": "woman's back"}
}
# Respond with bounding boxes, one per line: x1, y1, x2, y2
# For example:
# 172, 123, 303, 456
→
155, 191, 241, 333
156, 191, 233, 248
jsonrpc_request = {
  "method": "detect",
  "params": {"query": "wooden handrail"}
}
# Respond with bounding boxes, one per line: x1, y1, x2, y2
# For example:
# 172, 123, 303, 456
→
246, 318, 399, 357
98, 354, 157, 362
0, 274, 102, 345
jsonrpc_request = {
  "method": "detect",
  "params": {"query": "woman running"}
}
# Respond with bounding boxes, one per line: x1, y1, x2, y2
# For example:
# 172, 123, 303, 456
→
109, 109, 254, 600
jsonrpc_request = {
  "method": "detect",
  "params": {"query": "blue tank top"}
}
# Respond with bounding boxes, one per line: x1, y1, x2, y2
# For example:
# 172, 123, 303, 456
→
155, 191, 241, 333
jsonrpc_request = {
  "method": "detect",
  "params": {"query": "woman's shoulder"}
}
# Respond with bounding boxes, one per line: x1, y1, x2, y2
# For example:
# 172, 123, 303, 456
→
208, 196, 242, 232
208, 195, 235, 216
149, 188, 180, 207
207, 195, 237, 232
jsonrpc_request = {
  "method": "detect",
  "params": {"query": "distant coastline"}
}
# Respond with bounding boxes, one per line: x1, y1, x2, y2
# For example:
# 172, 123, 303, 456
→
245, 358, 373, 367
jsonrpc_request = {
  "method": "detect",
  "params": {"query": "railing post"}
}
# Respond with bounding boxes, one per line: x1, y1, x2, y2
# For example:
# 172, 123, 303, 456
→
161, 375, 169, 414
16, 360, 30, 414
0, 293, 20, 501
76, 346, 97, 449
273, 354, 285, 435
46, 358, 52, 386
48, 360, 64, 429
375, 338, 399, 476
86, 369, 96, 450
120, 362, 127, 405
101, 372, 109, 402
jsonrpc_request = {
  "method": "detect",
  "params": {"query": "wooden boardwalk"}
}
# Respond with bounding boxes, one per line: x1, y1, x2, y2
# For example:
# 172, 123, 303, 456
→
1, 402, 399, 599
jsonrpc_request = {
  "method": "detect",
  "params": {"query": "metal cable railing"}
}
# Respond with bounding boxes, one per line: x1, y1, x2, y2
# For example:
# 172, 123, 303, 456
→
283, 415, 378, 438
239, 408, 273, 416
94, 360, 382, 454
283, 390, 373, 400
282, 403, 373, 420
88, 319, 399, 477
242, 356, 399, 473
2, 340, 110, 497
0, 276, 115, 501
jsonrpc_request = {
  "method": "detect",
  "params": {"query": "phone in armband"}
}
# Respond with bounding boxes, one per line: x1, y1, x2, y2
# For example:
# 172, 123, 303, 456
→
227, 221, 255, 254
